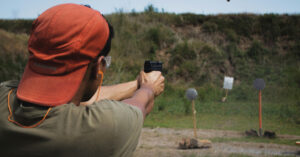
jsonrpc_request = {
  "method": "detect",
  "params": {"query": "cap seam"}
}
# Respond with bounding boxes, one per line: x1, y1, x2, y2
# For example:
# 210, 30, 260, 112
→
47, 5, 70, 47
78, 11, 109, 54
78, 11, 98, 47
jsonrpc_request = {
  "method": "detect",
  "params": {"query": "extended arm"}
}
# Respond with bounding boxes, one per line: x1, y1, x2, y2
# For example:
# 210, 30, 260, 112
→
98, 80, 138, 100
80, 80, 138, 106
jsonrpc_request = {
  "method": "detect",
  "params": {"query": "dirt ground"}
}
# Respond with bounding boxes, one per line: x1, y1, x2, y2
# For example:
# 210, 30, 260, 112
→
133, 128, 300, 157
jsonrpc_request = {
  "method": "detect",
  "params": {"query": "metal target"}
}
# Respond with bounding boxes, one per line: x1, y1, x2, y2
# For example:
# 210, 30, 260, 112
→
186, 88, 198, 101
223, 76, 234, 90
253, 78, 265, 90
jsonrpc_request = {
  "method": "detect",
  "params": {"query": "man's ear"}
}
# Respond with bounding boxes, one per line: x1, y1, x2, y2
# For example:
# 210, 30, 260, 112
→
96, 56, 105, 76
90, 56, 105, 79
97, 56, 105, 69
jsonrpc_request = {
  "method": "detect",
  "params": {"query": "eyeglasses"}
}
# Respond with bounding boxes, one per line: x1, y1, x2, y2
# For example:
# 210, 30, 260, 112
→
103, 56, 111, 68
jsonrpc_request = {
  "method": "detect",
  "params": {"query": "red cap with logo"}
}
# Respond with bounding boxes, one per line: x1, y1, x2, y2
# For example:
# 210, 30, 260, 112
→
17, 3, 110, 106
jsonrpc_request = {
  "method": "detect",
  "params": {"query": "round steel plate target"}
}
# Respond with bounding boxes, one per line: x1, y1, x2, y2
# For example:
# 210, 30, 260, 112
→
186, 88, 198, 101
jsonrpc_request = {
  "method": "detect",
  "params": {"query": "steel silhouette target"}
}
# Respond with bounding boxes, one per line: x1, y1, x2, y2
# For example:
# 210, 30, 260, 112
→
253, 79, 265, 90
186, 88, 198, 101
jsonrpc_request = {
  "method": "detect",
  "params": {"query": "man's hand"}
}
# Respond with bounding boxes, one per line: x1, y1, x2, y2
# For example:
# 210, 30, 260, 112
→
122, 71, 165, 119
138, 71, 165, 97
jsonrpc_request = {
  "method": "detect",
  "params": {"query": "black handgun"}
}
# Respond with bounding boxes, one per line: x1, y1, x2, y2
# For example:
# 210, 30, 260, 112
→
144, 61, 163, 73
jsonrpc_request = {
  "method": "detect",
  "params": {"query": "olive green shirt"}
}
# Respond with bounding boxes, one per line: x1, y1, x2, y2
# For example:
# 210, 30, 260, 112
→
0, 80, 143, 157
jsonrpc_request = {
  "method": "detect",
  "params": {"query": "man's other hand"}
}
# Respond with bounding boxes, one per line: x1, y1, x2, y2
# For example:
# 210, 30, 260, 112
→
138, 71, 165, 97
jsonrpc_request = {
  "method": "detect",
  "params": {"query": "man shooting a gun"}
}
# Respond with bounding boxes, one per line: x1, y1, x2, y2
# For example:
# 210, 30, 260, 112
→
0, 3, 165, 157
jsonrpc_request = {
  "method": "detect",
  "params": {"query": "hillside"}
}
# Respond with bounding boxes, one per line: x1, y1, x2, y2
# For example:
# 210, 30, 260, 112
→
1, 13, 299, 100
0, 12, 299, 134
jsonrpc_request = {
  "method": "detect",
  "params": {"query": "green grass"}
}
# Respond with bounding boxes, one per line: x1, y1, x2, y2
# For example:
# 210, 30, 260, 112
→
144, 112, 300, 136
145, 97, 300, 135
144, 82, 300, 136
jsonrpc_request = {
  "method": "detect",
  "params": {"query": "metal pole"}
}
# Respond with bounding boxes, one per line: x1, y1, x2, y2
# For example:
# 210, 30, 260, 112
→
259, 90, 262, 136
192, 100, 197, 138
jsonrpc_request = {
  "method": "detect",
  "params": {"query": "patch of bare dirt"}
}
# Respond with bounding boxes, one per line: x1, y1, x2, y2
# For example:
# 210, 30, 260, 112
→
133, 128, 300, 157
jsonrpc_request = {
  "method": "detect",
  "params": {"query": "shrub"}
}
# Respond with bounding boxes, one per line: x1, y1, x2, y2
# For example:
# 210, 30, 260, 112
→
224, 29, 239, 43
246, 40, 269, 62
169, 41, 196, 66
201, 21, 218, 33
227, 14, 255, 38
145, 25, 175, 49
279, 15, 300, 40
0, 20, 33, 34
144, 4, 159, 13
257, 14, 281, 42
200, 44, 222, 57
179, 13, 205, 26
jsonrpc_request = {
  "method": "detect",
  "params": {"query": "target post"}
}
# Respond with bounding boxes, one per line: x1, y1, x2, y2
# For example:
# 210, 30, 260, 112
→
253, 78, 265, 137
186, 88, 198, 139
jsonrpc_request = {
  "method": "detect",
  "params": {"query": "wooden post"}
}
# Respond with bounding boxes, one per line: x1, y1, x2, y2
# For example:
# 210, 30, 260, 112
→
192, 100, 197, 138
225, 89, 228, 98
259, 90, 262, 136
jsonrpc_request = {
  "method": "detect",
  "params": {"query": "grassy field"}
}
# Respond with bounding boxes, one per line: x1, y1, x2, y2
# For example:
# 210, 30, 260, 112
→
144, 87, 300, 135
144, 107, 300, 135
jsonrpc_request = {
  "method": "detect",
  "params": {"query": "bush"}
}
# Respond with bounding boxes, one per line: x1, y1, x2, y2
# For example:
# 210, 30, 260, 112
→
145, 25, 175, 49
202, 21, 218, 33
290, 40, 300, 59
246, 40, 269, 62
226, 43, 244, 58
224, 29, 239, 43
0, 52, 27, 82
0, 29, 28, 82
257, 14, 281, 42
169, 41, 196, 65
144, 4, 159, 13
279, 15, 300, 40
226, 14, 255, 38
0, 20, 33, 34
179, 13, 205, 26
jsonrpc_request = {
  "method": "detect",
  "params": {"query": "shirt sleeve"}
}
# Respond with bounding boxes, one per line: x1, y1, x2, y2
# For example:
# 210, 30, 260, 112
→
95, 100, 143, 157
59, 99, 143, 157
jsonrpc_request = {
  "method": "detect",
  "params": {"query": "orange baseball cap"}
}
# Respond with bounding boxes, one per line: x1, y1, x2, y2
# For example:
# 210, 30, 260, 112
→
17, 3, 110, 106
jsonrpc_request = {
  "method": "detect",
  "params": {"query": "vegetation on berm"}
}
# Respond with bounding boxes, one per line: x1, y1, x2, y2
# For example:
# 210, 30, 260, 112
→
0, 8, 299, 134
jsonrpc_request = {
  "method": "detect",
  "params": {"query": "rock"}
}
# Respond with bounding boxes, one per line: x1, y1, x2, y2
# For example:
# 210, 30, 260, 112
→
263, 130, 276, 138
221, 97, 227, 102
245, 129, 258, 137
178, 138, 212, 149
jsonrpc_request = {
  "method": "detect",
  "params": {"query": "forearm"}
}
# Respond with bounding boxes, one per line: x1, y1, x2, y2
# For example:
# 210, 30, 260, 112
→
98, 80, 138, 101
122, 86, 155, 119
80, 80, 138, 106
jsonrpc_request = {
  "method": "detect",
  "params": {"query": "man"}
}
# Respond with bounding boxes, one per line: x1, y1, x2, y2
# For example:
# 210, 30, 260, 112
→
0, 3, 164, 157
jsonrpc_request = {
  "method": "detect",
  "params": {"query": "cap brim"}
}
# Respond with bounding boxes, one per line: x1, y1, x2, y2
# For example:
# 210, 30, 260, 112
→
17, 64, 88, 106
